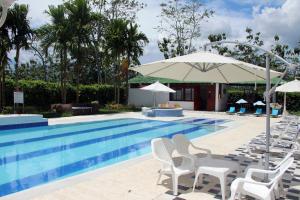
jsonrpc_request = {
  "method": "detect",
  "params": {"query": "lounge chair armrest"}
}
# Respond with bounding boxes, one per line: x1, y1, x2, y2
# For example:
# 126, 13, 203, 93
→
191, 144, 212, 155
246, 168, 279, 179
234, 177, 274, 187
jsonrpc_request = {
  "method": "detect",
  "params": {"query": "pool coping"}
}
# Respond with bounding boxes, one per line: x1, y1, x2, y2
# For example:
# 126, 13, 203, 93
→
0, 117, 239, 200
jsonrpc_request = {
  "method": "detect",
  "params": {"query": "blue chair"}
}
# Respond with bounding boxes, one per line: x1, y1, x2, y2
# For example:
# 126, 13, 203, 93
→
237, 107, 246, 115
271, 109, 280, 118
226, 107, 236, 114
254, 108, 263, 117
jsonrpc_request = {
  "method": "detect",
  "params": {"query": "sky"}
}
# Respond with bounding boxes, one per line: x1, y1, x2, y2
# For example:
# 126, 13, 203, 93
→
11, 0, 300, 64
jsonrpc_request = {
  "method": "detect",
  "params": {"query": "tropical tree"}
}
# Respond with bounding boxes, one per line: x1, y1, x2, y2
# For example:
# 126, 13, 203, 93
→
9, 4, 32, 85
38, 5, 71, 104
92, 0, 145, 21
105, 18, 128, 103
64, 0, 94, 103
0, 16, 12, 111
157, 0, 214, 58
123, 23, 148, 103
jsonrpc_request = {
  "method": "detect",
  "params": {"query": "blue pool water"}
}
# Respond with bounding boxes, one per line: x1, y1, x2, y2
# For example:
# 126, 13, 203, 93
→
0, 118, 225, 196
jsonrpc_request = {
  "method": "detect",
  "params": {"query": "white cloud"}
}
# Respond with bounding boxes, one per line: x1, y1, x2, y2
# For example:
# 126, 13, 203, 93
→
250, 0, 300, 48
16, 0, 63, 27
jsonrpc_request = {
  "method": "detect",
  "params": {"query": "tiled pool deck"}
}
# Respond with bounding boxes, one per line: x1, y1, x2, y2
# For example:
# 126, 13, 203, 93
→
2, 111, 299, 200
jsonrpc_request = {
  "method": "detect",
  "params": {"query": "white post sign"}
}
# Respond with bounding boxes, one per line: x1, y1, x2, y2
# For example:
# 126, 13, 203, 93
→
14, 91, 24, 104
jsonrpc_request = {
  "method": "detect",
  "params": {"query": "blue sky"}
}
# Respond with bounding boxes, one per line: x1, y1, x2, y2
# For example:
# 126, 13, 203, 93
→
11, 0, 300, 64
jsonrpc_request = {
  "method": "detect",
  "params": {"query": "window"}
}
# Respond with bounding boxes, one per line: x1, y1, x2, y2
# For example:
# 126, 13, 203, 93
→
185, 88, 194, 101
170, 87, 194, 101
170, 88, 183, 101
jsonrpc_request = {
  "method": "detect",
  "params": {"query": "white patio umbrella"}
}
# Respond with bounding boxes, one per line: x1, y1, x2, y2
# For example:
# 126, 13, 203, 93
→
140, 81, 176, 107
130, 52, 282, 84
236, 99, 248, 104
275, 79, 300, 114
253, 101, 266, 106
131, 51, 282, 171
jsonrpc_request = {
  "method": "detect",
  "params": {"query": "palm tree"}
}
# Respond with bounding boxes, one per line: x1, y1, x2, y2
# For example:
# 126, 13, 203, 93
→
0, 18, 12, 111
64, 0, 94, 103
9, 4, 32, 85
105, 18, 128, 103
124, 23, 148, 103
38, 5, 70, 104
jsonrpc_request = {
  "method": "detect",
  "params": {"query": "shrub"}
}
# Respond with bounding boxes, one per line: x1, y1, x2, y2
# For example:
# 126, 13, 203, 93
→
227, 87, 300, 112
4, 79, 125, 109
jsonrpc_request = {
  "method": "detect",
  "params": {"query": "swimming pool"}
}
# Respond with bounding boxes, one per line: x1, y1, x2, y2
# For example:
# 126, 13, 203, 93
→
0, 118, 225, 197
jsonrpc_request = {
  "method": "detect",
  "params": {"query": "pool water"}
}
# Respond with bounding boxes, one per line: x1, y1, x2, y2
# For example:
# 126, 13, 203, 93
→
0, 118, 225, 196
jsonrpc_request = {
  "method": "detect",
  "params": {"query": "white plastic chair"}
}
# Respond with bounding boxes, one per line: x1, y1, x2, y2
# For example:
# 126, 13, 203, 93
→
229, 156, 294, 200
151, 138, 194, 195
172, 134, 212, 161
244, 152, 293, 198
172, 134, 240, 200
172, 134, 240, 171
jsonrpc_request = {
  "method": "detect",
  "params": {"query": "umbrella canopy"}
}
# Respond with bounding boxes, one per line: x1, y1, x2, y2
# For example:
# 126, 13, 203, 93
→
275, 79, 300, 92
140, 81, 175, 107
141, 81, 176, 93
275, 79, 300, 113
236, 99, 248, 104
130, 52, 282, 84
253, 101, 266, 106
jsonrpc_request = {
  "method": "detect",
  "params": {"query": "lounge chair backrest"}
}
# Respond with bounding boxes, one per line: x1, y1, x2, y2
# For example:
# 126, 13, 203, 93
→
172, 134, 191, 155
256, 108, 262, 113
275, 152, 293, 169
278, 157, 294, 177
240, 107, 246, 113
268, 156, 294, 191
151, 138, 175, 165
229, 107, 235, 112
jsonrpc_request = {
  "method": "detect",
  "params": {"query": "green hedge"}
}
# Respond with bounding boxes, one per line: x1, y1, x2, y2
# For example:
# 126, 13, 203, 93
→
227, 88, 300, 112
4, 79, 124, 108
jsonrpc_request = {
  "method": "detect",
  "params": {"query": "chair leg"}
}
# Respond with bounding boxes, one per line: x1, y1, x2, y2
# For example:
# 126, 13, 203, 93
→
219, 175, 226, 200
229, 187, 239, 200
193, 172, 202, 192
156, 170, 162, 185
172, 174, 179, 196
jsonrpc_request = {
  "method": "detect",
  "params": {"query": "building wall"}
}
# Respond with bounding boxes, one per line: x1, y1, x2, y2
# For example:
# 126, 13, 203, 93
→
129, 84, 226, 111
128, 89, 169, 107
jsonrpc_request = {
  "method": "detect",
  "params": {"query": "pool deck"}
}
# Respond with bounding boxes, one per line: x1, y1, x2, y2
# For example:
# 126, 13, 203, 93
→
2, 111, 298, 200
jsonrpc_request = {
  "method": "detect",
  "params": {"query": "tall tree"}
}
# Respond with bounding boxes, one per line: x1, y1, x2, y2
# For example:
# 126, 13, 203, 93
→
271, 35, 300, 77
124, 23, 148, 103
104, 18, 128, 103
157, 0, 213, 58
38, 5, 71, 104
0, 16, 12, 111
65, 0, 94, 103
208, 28, 265, 67
92, 0, 145, 21
9, 4, 32, 86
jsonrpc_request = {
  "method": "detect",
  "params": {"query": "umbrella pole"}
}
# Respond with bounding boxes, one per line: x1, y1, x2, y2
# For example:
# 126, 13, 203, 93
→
284, 92, 287, 114
265, 55, 271, 172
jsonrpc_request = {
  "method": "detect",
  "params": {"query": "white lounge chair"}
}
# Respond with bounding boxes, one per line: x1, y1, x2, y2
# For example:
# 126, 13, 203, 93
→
151, 138, 194, 196
229, 156, 294, 200
172, 134, 240, 200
